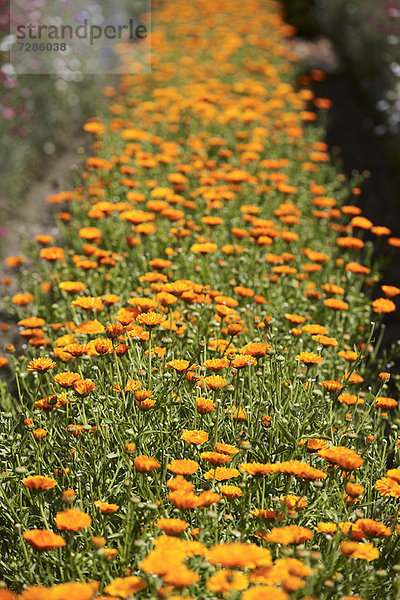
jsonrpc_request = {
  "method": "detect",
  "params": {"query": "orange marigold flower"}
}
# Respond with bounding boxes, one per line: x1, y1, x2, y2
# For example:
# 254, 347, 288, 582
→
190, 242, 218, 254
124, 442, 136, 453
27, 357, 56, 373
136, 311, 164, 328
40, 247, 65, 261
240, 342, 272, 357
102, 294, 120, 306
215, 442, 239, 455
23, 581, 99, 599
251, 509, 280, 521
196, 396, 216, 414
75, 320, 105, 334
338, 350, 358, 362
91, 338, 112, 356
74, 379, 96, 396
321, 380, 343, 392
338, 393, 363, 406
104, 576, 146, 598
4, 254, 26, 267
18, 317, 45, 328
234, 285, 254, 298
344, 372, 364, 384
157, 518, 189, 535
79, 226, 102, 241
32, 428, 48, 440
59, 281, 86, 293
280, 495, 308, 510
220, 485, 243, 499
261, 414, 272, 427
372, 226, 391, 236
239, 463, 275, 477
346, 262, 370, 275
340, 541, 379, 561
322, 283, 345, 295
23, 529, 66, 551
208, 542, 272, 569
263, 525, 313, 545
55, 509, 92, 531
295, 352, 323, 365
324, 298, 348, 310
134, 389, 153, 402
318, 446, 364, 470
203, 358, 230, 371
346, 482, 365, 497
337, 237, 364, 249
379, 371, 391, 382
204, 467, 240, 481
91, 536, 106, 548
274, 460, 327, 480
350, 519, 391, 540
62, 489, 76, 504
285, 313, 306, 324
167, 359, 191, 372
206, 569, 249, 595
197, 490, 222, 507
168, 490, 201, 509
181, 429, 209, 445
312, 335, 338, 347
232, 354, 257, 368
163, 566, 199, 588
299, 438, 329, 452
228, 324, 243, 336
167, 476, 195, 492
168, 459, 199, 475
134, 455, 160, 472
372, 298, 396, 313
201, 451, 232, 465
350, 216, 373, 229
54, 372, 81, 388
204, 375, 228, 390
315, 522, 338, 536
102, 548, 119, 560
375, 476, 400, 498
94, 501, 119, 514
23, 475, 57, 490
302, 323, 327, 335
241, 586, 289, 600
63, 343, 87, 357
381, 285, 400, 298
106, 323, 125, 338
375, 396, 398, 409
225, 405, 247, 420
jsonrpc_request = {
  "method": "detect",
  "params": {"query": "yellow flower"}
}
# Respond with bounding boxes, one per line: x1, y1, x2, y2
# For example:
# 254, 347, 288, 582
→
104, 577, 146, 598
181, 429, 209, 444
206, 570, 248, 595
295, 352, 323, 365
136, 311, 164, 328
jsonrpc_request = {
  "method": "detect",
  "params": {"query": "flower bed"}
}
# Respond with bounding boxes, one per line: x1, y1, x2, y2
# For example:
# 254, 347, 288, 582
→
1, 0, 400, 598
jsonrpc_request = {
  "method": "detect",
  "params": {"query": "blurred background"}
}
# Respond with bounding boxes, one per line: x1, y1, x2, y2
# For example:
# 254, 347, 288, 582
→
1, 0, 400, 356
1, 0, 400, 250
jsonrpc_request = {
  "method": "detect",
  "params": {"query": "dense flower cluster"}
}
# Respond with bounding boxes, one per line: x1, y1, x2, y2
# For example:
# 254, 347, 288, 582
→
0, 0, 399, 598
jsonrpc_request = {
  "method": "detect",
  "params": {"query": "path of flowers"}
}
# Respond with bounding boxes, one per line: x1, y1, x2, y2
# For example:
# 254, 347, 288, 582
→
1, 1, 400, 598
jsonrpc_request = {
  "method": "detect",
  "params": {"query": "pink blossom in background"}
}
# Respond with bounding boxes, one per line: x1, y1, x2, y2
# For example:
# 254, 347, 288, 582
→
3, 108, 15, 119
